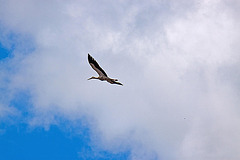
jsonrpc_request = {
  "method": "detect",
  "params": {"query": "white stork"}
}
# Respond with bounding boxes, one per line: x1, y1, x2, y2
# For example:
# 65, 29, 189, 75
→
88, 54, 123, 86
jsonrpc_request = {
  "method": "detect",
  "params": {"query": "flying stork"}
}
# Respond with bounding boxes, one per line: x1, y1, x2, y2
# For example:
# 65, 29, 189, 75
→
87, 54, 123, 86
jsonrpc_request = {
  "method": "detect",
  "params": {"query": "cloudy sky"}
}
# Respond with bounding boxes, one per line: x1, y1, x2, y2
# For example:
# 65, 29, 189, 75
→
0, 0, 240, 159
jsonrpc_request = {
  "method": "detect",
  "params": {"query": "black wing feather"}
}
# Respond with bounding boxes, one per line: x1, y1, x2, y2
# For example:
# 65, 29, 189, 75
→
88, 54, 108, 77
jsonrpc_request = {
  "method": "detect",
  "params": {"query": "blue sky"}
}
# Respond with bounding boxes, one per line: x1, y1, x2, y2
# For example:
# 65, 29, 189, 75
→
0, 57, 130, 160
0, 0, 240, 160
0, 44, 10, 60
0, 121, 129, 160
0, 43, 130, 159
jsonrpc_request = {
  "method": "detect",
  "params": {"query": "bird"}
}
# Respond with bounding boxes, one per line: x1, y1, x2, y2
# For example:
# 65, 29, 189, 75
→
87, 53, 123, 85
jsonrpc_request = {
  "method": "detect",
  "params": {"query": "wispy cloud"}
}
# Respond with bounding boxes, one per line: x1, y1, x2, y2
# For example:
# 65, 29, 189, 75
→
0, 0, 240, 159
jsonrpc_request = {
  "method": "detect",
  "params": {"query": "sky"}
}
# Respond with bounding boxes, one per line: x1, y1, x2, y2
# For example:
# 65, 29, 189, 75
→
0, 0, 240, 160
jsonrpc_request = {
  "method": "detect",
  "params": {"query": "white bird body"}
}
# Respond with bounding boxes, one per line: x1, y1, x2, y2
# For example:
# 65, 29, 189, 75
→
88, 54, 123, 85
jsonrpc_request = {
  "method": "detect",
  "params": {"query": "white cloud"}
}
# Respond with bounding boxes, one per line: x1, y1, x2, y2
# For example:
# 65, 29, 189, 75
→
0, 0, 240, 159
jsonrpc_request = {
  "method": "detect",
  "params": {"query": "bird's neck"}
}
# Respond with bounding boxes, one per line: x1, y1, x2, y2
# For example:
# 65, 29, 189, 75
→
92, 76, 98, 79
89, 76, 98, 80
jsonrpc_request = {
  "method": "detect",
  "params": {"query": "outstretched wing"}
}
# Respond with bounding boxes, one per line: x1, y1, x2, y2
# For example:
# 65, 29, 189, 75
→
112, 81, 123, 85
88, 54, 108, 77
106, 79, 123, 86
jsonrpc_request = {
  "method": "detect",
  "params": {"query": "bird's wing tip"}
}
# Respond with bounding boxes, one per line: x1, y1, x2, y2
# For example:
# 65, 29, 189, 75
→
88, 54, 93, 62
118, 82, 123, 86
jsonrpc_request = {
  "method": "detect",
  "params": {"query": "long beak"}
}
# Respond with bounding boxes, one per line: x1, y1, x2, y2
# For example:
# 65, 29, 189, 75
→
87, 78, 91, 80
